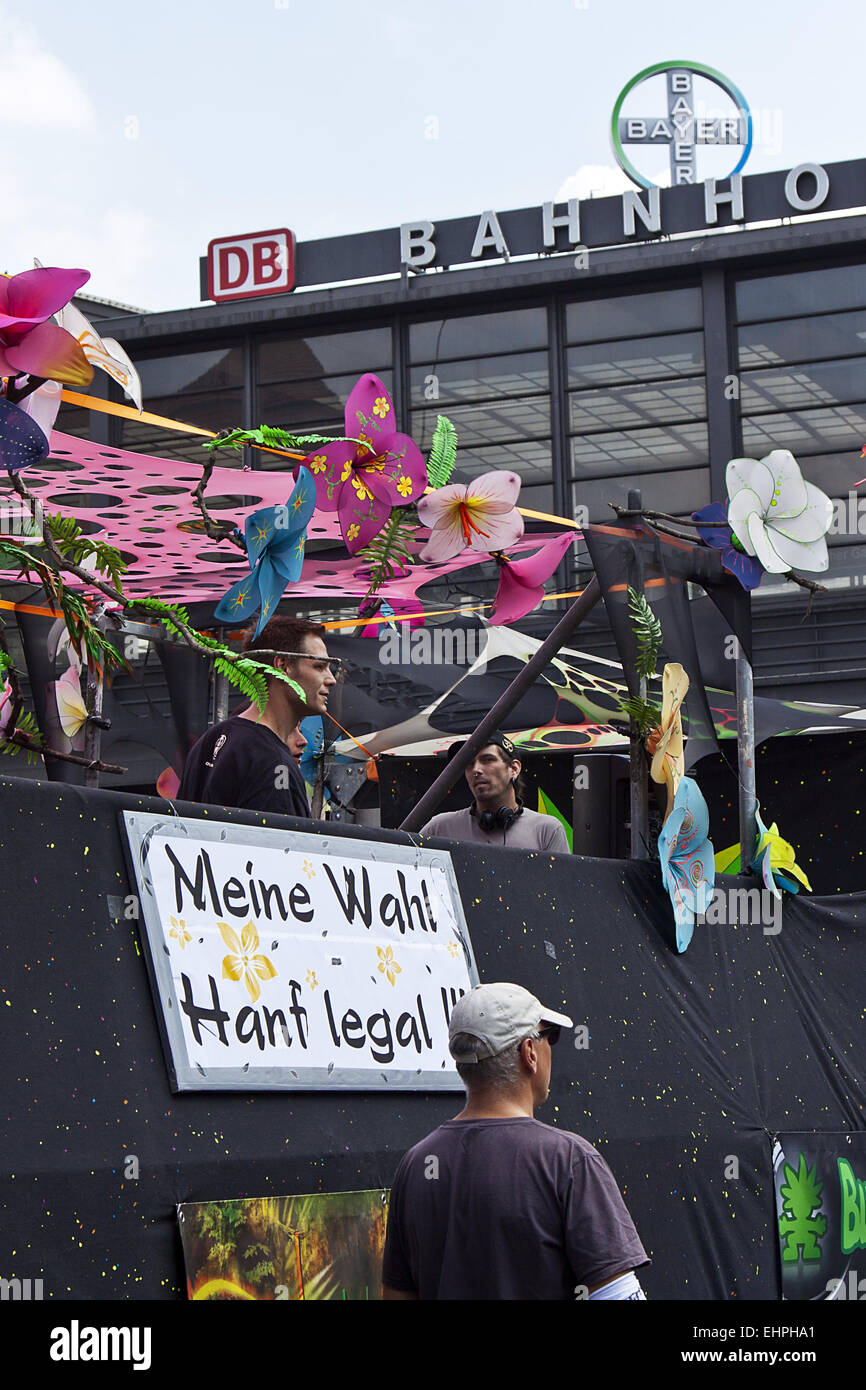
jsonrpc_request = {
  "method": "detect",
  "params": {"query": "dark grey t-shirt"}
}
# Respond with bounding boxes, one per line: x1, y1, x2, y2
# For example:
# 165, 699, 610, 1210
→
382, 1116, 649, 1300
419, 806, 570, 853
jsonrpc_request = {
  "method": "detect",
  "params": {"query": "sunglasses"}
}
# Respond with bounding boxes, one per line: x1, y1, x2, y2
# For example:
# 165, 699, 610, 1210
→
277, 653, 344, 676
537, 1025, 561, 1047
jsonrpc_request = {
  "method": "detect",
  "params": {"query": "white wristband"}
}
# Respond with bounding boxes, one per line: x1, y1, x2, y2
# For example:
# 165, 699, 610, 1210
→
588, 1271, 646, 1301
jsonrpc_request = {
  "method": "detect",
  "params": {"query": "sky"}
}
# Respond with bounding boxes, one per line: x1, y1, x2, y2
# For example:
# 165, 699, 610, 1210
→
4, 0, 864, 311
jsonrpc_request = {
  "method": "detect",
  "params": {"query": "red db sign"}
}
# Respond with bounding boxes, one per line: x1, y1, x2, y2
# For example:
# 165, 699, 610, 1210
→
206, 228, 295, 303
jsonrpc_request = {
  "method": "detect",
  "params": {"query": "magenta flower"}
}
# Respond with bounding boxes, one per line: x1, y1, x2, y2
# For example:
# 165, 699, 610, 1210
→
0, 267, 93, 386
304, 374, 427, 555
417, 470, 524, 563
489, 532, 576, 624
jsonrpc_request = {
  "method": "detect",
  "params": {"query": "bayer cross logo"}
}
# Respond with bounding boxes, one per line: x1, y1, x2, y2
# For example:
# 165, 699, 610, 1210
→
612, 61, 752, 190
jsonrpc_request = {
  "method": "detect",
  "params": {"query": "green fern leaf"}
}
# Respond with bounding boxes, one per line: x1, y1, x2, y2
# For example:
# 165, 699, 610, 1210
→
426, 416, 458, 489
627, 586, 663, 680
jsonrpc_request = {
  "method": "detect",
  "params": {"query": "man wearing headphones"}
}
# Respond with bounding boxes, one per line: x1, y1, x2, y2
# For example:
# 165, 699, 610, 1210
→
418, 731, 569, 852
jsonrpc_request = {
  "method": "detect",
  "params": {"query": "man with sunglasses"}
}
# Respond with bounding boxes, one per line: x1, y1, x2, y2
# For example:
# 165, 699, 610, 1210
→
178, 616, 338, 819
382, 982, 649, 1300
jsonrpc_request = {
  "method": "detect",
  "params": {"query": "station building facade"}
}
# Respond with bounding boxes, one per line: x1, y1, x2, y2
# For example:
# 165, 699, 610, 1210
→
58, 166, 866, 744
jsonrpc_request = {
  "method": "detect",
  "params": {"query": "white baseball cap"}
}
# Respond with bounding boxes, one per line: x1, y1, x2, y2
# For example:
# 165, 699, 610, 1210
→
448, 982, 573, 1062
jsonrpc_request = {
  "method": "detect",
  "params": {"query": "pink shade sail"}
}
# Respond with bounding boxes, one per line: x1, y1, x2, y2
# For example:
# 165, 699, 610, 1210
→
0, 430, 577, 612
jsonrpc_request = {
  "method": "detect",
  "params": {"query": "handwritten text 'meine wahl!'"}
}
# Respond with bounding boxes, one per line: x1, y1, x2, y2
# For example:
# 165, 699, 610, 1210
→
164, 845, 438, 935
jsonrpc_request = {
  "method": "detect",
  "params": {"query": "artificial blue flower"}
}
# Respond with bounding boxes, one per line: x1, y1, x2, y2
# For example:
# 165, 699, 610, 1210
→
692, 501, 764, 591
214, 467, 315, 636
657, 776, 715, 952
0, 397, 49, 472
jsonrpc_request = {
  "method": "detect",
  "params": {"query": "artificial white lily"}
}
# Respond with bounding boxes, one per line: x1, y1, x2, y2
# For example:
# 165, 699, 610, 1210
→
725, 450, 833, 574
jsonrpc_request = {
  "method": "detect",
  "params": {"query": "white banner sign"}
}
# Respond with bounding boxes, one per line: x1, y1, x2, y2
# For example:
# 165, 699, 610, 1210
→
122, 812, 477, 1091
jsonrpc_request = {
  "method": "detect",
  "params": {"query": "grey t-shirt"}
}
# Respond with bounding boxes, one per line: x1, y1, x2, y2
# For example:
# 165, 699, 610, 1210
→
382, 1116, 649, 1300
419, 806, 570, 853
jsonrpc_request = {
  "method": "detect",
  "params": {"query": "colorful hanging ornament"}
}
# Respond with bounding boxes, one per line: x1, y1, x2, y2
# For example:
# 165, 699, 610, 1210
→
657, 775, 715, 953
214, 467, 316, 636
647, 663, 689, 822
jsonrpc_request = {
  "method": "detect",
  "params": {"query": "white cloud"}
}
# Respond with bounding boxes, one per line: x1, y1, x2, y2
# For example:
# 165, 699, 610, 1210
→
554, 163, 673, 201
555, 164, 635, 202
10, 206, 156, 308
0, 18, 95, 130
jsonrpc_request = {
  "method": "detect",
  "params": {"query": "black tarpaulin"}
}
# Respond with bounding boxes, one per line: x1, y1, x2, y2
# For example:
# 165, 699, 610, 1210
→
0, 774, 864, 1300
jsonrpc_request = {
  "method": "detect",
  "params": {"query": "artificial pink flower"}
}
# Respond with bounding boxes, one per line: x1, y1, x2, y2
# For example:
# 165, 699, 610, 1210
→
0, 266, 93, 386
304, 374, 427, 555
417, 470, 524, 562
0, 679, 14, 738
489, 532, 576, 624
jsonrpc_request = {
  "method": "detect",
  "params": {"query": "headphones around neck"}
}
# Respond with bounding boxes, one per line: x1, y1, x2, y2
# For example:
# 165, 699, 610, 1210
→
471, 798, 524, 834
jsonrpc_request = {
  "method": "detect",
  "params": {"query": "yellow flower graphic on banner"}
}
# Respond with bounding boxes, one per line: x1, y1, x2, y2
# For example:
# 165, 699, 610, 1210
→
376, 945, 402, 986
396, 474, 412, 498
218, 920, 277, 1003
346, 523, 360, 543
340, 459, 354, 482
351, 475, 372, 501
169, 916, 191, 950
373, 396, 390, 419
306, 969, 318, 991
447, 941, 460, 958
310, 454, 328, 473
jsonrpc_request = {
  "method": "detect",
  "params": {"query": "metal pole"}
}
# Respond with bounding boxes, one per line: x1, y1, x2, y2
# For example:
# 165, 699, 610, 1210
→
399, 577, 601, 833
735, 642, 757, 871
626, 490, 649, 860
214, 627, 230, 724
83, 650, 105, 790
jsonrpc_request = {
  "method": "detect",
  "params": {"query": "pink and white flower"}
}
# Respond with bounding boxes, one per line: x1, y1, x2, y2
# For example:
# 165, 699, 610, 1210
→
0, 267, 93, 386
489, 532, 576, 625
417, 470, 524, 563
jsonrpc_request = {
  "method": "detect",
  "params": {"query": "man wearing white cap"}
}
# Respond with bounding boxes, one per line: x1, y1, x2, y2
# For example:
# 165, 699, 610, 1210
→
382, 982, 649, 1300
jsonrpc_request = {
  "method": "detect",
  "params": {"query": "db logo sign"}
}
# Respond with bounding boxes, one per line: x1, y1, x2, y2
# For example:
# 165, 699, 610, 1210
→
207, 228, 295, 303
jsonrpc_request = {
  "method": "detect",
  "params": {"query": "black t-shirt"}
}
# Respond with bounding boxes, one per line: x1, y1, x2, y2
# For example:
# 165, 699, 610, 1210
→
381, 1116, 649, 1300
178, 716, 311, 819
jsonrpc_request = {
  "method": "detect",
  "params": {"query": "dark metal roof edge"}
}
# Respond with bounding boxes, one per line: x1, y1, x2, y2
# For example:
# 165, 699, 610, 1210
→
94, 213, 866, 349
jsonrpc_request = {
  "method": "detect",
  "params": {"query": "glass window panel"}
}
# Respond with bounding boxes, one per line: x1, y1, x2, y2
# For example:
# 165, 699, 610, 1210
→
736, 264, 866, 323
53, 402, 90, 438
118, 389, 244, 464
572, 468, 710, 525
570, 421, 708, 477
516, 482, 556, 518
411, 397, 551, 451
566, 333, 704, 388
566, 287, 702, 344
409, 308, 548, 362
409, 351, 548, 407
450, 439, 552, 487
738, 310, 866, 368
740, 360, 866, 414
257, 328, 391, 384
741, 404, 866, 458
569, 378, 706, 433
136, 348, 243, 398
257, 371, 394, 433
